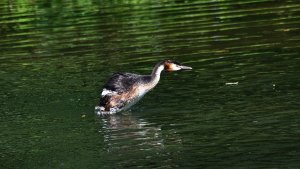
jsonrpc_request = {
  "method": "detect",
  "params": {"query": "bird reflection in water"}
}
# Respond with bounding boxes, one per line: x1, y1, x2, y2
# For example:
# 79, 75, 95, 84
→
99, 113, 165, 152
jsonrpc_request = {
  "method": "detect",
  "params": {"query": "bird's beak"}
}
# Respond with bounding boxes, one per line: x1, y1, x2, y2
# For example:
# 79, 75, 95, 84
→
179, 65, 192, 70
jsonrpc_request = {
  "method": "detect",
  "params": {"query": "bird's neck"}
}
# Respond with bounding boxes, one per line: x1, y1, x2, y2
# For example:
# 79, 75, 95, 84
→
139, 62, 164, 92
149, 63, 164, 88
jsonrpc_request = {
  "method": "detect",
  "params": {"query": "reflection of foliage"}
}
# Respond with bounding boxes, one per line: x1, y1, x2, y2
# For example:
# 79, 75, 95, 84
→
1, 0, 300, 63
0, 0, 167, 62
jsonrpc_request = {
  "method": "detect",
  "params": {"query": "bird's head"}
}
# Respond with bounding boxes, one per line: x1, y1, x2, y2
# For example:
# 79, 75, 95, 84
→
163, 60, 192, 72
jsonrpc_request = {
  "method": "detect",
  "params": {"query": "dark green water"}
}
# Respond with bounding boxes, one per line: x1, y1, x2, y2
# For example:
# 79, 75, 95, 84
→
1, 0, 300, 168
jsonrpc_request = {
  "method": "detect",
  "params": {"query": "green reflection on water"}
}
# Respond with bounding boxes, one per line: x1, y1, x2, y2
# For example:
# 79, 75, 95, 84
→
1, 0, 300, 168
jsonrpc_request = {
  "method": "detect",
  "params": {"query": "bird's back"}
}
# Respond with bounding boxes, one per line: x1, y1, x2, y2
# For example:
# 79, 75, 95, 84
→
103, 72, 142, 93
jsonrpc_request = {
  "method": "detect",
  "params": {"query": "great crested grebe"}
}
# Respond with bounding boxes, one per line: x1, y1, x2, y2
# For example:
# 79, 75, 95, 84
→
95, 60, 192, 115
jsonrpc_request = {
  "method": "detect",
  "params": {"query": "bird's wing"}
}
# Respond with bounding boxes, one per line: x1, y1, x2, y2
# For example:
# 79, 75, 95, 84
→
102, 72, 140, 93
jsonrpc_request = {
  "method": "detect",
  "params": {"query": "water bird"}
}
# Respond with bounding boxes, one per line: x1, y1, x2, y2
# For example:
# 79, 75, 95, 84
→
95, 60, 192, 115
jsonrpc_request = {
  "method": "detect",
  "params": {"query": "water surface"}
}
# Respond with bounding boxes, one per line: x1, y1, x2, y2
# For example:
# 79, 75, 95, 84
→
1, 0, 300, 168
